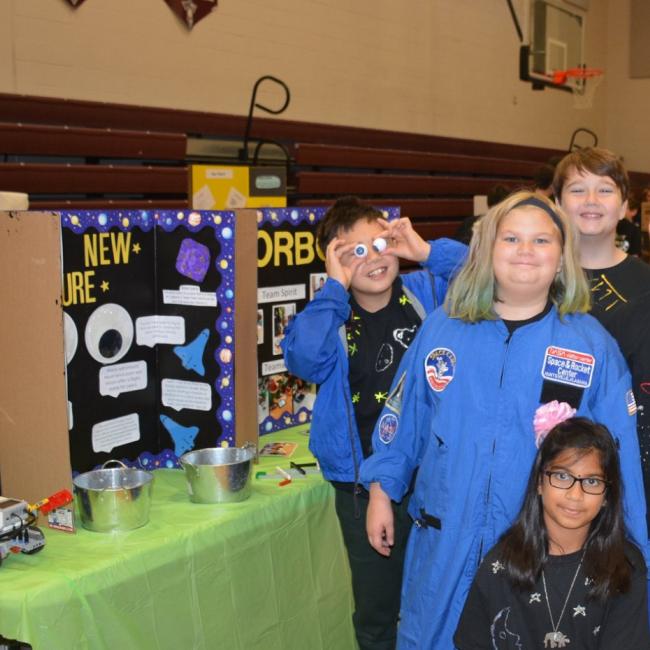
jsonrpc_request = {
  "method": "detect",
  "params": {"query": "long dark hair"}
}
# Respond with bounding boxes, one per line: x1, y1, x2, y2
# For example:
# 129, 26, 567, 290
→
500, 417, 632, 601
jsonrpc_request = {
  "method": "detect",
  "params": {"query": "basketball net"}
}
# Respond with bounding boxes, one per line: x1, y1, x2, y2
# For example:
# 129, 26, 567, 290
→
552, 69, 604, 110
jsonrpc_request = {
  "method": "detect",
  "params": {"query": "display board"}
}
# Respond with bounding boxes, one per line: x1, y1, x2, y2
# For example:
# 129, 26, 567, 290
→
0, 209, 258, 503
61, 210, 237, 473
256, 206, 400, 436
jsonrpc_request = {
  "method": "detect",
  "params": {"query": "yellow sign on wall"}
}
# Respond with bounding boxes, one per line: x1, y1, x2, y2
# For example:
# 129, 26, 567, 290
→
191, 165, 286, 210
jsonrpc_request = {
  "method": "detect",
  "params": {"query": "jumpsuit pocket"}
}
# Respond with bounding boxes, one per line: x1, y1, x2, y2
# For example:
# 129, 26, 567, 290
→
418, 430, 450, 521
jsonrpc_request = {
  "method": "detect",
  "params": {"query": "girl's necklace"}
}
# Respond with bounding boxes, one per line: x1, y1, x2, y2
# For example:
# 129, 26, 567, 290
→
541, 550, 585, 646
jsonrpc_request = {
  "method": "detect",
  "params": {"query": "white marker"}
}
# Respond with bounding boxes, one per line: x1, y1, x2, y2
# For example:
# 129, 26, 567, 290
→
276, 466, 292, 481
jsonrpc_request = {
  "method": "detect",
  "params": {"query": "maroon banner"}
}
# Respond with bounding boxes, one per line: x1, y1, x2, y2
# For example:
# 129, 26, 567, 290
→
164, 0, 217, 30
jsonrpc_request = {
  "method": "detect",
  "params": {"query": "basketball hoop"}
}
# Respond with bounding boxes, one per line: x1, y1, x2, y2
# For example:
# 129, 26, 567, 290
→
552, 68, 604, 110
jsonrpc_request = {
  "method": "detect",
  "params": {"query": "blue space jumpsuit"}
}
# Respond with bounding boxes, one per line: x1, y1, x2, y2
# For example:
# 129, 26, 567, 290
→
360, 306, 648, 649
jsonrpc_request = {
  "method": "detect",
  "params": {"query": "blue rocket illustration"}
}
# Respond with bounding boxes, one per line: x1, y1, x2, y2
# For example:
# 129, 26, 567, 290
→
173, 328, 209, 376
160, 414, 199, 457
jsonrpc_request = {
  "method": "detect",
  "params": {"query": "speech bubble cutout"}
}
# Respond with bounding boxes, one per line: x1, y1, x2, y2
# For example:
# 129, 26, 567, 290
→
99, 361, 148, 398
136, 315, 185, 348
162, 285, 217, 307
92, 413, 140, 454
161, 379, 212, 412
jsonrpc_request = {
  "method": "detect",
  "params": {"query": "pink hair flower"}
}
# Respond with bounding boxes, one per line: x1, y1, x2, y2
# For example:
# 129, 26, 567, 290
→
533, 400, 576, 448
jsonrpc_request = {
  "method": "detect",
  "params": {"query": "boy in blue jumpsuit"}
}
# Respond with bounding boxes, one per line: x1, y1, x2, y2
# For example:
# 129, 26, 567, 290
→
360, 191, 648, 649
281, 196, 464, 650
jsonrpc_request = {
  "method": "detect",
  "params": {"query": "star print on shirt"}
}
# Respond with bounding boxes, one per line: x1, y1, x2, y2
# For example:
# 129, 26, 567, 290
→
347, 328, 361, 340
593, 626, 601, 636
491, 560, 504, 574
399, 294, 412, 306
591, 275, 627, 312
374, 391, 388, 403
352, 392, 360, 404
529, 593, 541, 604
573, 605, 586, 617
349, 342, 358, 356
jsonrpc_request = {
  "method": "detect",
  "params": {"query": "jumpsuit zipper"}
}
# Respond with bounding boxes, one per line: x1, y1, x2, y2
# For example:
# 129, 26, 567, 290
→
479, 329, 513, 565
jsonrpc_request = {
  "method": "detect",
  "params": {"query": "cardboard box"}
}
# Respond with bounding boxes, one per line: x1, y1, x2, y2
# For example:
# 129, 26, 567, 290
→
0, 210, 258, 503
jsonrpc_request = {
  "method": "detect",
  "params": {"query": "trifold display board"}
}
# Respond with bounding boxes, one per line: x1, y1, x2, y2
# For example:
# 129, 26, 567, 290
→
256, 206, 400, 436
0, 210, 257, 504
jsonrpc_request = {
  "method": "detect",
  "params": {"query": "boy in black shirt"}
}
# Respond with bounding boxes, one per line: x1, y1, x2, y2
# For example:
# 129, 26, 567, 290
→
554, 148, 650, 533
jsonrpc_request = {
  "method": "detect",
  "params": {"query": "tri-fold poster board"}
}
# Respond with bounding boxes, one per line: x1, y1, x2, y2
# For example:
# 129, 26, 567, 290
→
0, 209, 257, 503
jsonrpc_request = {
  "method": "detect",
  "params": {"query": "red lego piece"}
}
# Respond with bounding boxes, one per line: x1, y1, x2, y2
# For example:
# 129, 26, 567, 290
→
38, 490, 73, 514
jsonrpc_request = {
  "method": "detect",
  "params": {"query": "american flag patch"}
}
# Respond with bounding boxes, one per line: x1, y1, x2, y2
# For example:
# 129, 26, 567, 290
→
626, 389, 637, 416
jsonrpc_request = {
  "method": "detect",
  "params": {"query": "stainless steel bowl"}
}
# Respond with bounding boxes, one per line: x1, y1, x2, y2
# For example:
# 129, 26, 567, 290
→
73, 460, 154, 532
179, 446, 255, 504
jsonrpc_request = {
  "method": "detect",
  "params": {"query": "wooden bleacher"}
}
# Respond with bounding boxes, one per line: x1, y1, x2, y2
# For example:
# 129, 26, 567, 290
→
293, 142, 543, 176
0, 118, 189, 209
1, 93, 649, 239
292, 142, 545, 237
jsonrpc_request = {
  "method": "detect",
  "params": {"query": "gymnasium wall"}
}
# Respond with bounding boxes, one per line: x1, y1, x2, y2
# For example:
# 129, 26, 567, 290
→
606, 0, 650, 172
0, 0, 646, 170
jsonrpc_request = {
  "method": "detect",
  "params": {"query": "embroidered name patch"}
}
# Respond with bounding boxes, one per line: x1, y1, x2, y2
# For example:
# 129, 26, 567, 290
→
378, 413, 399, 444
541, 346, 595, 389
626, 389, 637, 416
424, 347, 456, 392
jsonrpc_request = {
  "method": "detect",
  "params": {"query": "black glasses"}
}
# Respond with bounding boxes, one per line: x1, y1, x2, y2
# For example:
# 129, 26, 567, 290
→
544, 470, 609, 495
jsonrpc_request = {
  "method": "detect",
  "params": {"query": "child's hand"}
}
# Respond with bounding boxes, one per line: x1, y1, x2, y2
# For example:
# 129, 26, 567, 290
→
379, 217, 431, 263
367, 482, 394, 557
325, 238, 364, 290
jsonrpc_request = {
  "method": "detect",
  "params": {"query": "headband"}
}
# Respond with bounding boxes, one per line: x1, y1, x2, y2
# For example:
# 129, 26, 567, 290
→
512, 196, 565, 243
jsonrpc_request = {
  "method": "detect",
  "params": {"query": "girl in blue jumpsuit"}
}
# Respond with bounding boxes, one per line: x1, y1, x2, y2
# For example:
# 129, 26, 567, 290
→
360, 191, 648, 650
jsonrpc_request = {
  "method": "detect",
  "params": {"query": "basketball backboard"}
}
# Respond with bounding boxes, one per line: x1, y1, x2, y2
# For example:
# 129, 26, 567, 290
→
519, 0, 586, 91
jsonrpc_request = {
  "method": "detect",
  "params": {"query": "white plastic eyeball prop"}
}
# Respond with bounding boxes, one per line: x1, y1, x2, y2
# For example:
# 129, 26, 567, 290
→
84, 303, 134, 365
353, 243, 368, 258
372, 237, 387, 253
63, 311, 78, 365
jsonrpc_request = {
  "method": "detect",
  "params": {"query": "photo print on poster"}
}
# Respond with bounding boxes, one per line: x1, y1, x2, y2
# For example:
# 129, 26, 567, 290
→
257, 309, 264, 345
272, 302, 296, 356
309, 272, 328, 301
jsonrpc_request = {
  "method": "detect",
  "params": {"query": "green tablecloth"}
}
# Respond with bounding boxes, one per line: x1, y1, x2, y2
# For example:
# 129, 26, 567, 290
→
0, 428, 357, 650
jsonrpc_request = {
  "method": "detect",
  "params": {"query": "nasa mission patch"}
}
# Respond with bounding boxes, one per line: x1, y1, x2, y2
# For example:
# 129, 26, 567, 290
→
424, 347, 456, 392
378, 413, 399, 444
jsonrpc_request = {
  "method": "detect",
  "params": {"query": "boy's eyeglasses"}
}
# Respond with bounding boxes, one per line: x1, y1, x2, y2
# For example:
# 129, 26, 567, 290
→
544, 470, 609, 495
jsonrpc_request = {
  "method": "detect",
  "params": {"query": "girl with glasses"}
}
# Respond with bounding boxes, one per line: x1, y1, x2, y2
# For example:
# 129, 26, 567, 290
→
455, 417, 649, 649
